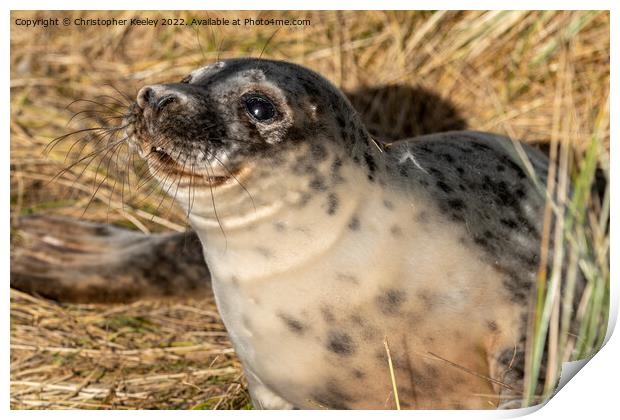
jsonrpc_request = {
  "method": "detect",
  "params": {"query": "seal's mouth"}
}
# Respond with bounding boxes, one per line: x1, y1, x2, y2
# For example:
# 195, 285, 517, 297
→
146, 145, 247, 188
125, 105, 248, 189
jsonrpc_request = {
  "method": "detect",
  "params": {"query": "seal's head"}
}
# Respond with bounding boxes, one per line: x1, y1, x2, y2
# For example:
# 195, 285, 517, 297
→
125, 58, 372, 195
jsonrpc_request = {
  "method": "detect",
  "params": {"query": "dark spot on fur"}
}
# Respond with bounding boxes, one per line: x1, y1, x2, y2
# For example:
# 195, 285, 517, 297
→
351, 369, 365, 379
292, 156, 316, 175
515, 251, 538, 270
331, 158, 344, 182
456, 167, 465, 175
278, 313, 306, 335
364, 152, 376, 175
429, 167, 445, 180
348, 216, 360, 230
500, 218, 518, 229
501, 269, 531, 303
310, 176, 327, 191
301, 80, 321, 97
436, 180, 453, 193
311, 380, 354, 409
492, 181, 517, 207
383, 199, 394, 210
474, 235, 490, 250
496, 164, 506, 172
357, 128, 366, 142
364, 152, 377, 182
298, 192, 312, 207
273, 221, 286, 232
487, 320, 498, 331
327, 331, 356, 356
310, 143, 327, 161
390, 225, 403, 237
376, 288, 407, 315
336, 116, 346, 129
447, 198, 466, 211
450, 212, 465, 222
327, 193, 339, 215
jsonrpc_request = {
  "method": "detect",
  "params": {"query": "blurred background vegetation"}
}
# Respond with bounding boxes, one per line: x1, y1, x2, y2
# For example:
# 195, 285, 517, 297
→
10, 10, 609, 409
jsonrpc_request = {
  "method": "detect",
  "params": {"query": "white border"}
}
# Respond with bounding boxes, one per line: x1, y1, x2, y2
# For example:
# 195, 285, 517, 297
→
2, 1, 618, 10
4, 3, 617, 419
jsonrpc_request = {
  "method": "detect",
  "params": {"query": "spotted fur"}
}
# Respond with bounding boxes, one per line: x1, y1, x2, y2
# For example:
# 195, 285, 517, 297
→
124, 58, 581, 410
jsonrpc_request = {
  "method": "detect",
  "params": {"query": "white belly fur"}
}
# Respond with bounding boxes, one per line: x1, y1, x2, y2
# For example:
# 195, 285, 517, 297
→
194, 178, 524, 409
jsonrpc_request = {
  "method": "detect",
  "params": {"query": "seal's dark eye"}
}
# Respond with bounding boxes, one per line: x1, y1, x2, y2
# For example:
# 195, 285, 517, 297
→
244, 95, 276, 122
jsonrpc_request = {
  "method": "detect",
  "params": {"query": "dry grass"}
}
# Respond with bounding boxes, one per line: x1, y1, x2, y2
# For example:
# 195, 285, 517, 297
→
10, 10, 609, 409
10, 289, 250, 409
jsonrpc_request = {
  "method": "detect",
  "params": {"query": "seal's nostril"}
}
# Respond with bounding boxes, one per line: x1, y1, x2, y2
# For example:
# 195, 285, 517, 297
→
136, 86, 177, 112
137, 86, 154, 109
156, 95, 177, 111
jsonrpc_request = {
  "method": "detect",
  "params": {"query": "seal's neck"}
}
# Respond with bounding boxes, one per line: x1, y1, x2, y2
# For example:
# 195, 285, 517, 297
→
184, 140, 384, 284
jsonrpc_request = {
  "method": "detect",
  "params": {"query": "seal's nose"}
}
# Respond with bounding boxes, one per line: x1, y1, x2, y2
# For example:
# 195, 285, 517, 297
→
136, 85, 179, 112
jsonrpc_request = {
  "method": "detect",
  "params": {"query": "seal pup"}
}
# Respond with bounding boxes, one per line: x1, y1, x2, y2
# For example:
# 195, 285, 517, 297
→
123, 58, 573, 409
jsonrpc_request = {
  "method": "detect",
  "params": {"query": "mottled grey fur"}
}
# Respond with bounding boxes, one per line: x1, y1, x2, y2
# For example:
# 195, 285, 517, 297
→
123, 58, 581, 410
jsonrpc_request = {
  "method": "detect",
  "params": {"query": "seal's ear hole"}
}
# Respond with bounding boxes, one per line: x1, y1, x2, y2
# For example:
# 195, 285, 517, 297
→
243, 93, 277, 123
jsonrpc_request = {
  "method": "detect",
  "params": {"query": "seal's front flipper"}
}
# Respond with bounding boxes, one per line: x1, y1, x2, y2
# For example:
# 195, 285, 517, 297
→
11, 215, 211, 303
244, 369, 295, 410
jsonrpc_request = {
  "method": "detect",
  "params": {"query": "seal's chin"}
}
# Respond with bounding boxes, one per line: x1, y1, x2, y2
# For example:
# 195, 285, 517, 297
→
144, 145, 247, 189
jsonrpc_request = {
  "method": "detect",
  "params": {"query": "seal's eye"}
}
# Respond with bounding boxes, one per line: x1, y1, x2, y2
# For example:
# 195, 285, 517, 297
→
244, 95, 276, 122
